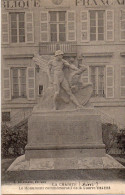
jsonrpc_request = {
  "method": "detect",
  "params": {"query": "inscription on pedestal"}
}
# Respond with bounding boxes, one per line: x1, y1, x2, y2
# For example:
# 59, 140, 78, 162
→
28, 113, 102, 146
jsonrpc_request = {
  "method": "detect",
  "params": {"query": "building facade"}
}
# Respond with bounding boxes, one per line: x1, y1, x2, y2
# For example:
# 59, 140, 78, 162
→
1, 0, 125, 128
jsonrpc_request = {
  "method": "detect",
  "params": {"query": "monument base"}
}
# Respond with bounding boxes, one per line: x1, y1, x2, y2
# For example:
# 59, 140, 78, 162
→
8, 154, 124, 171
7, 109, 125, 171
25, 109, 106, 160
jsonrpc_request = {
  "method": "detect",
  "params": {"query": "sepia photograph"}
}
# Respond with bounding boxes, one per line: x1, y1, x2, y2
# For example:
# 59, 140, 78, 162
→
1, 0, 125, 194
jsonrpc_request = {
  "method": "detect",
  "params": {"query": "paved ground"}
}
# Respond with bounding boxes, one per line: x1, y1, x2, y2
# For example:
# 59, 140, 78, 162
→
1, 155, 125, 183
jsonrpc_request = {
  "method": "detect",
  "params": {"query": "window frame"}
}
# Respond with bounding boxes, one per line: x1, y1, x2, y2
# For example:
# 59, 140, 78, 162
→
49, 11, 66, 42
11, 67, 27, 99
89, 65, 106, 97
38, 85, 43, 96
89, 10, 105, 42
120, 9, 125, 41
120, 65, 125, 98
9, 12, 25, 44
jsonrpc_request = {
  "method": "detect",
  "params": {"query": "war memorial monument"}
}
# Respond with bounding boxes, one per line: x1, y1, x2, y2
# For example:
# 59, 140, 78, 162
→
8, 50, 124, 171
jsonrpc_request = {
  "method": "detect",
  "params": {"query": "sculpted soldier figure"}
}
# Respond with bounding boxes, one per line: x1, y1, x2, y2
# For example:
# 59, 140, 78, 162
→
33, 50, 93, 110
47, 50, 82, 109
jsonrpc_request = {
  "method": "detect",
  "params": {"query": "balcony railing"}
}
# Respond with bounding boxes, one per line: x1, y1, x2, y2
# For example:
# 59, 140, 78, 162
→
39, 42, 77, 55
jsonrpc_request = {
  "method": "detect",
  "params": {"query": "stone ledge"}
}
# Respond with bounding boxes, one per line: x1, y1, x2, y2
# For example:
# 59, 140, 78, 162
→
3, 54, 34, 59
82, 52, 113, 57
7, 154, 124, 171
32, 108, 98, 115
25, 143, 105, 150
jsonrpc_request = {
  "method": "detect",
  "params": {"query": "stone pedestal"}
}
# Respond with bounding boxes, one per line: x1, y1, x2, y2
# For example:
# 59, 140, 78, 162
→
8, 108, 124, 171
25, 109, 105, 160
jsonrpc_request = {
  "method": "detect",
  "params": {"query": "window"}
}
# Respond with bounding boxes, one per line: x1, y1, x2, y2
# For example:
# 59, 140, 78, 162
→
120, 66, 125, 98
90, 66, 105, 97
120, 10, 125, 41
81, 9, 114, 42
12, 68, 26, 98
39, 85, 43, 95
2, 12, 34, 44
49, 11, 66, 42
90, 10, 104, 41
10, 13, 25, 43
2, 112, 10, 122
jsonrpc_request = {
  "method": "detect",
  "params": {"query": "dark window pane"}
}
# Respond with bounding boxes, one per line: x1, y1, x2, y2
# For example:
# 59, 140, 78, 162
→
90, 11, 96, 19
91, 67, 96, 75
19, 22, 25, 28
98, 66, 104, 75
59, 12, 65, 21
59, 33, 66, 41
50, 24, 57, 32
19, 13, 24, 21
90, 20, 96, 26
12, 36, 17, 43
98, 19, 104, 27
19, 29, 25, 35
13, 84, 19, 91
59, 24, 65, 32
21, 85, 26, 97
11, 22, 17, 28
90, 33, 96, 41
39, 85, 43, 95
13, 85, 19, 96
13, 69, 18, 75
20, 77, 26, 84
13, 78, 18, 83
98, 27, 104, 33
13, 69, 18, 76
20, 69, 26, 76
19, 36, 25, 42
98, 34, 104, 40
98, 11, 104, 18
50, 12, 57, 22
11, 14, 17, 21
90, 27, 96, 33
51, 33, 57, 41
11, 29, 17, 35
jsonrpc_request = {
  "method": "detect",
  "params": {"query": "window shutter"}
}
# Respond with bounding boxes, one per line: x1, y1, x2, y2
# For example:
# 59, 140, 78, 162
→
106, 10, 114, 41
3, 69, 11, 100
25, 12, 34, 43
120, 66, 125, 98
67, 11, 76, 41
120, 10, 125, 41
2, 12, 9, 44
27, 67, 35, 100
81, 11, 89, 42
82, 66, 89, 84
106, 66, 114, 98
40, 11, 49, 42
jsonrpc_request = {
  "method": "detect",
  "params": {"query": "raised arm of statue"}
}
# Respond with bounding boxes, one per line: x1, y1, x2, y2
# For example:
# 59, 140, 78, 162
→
79, 64, 87, 72
63, 60, 79, 71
